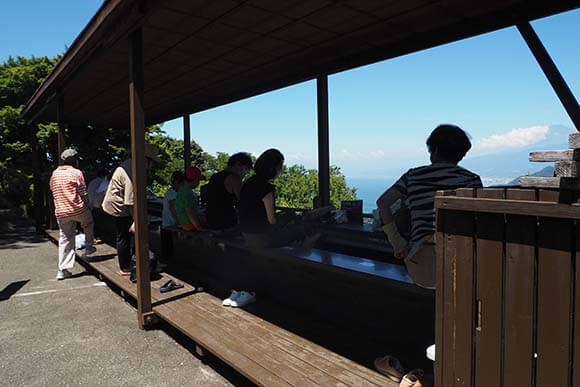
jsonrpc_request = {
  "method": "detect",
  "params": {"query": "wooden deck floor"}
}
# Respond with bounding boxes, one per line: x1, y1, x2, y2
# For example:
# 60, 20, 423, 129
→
45, 230, 396, 387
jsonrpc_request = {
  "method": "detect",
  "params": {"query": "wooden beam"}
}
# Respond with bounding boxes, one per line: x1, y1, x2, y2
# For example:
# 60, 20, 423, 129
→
317, 76, 330, 208
517, 22, 580, 131
31, 124, 43, 233
519, 176, 580, 189
183, 114, 191, 169
529, 149, 580, 162
129, 27, 152, 329
569, 133, 580, 149
555, 161, 580, 177
435, 196, 580, 220
56, 95, 65, 165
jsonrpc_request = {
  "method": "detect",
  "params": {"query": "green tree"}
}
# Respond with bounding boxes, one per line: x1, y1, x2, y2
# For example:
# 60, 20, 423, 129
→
0, 56, 60, 207
275, 164, 356, 209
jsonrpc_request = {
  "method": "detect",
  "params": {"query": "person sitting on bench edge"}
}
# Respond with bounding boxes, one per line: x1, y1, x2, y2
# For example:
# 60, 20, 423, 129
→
239, 148, 332, 249
176, 166, 208, 232
373, 124, 482, 383
206, 152, 253, 230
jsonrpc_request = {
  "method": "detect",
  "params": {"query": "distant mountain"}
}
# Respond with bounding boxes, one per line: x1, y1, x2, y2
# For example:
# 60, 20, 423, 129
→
461, 124, 571, 182
507, 166, 555, 186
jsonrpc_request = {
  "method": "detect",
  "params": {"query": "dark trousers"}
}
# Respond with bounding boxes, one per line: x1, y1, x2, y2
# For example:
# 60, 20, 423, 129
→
114, 216, 133, 271
160, 228, 173, 262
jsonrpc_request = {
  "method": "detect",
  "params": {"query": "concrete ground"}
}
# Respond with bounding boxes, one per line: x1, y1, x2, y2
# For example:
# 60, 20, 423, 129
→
0, 214, 244, 387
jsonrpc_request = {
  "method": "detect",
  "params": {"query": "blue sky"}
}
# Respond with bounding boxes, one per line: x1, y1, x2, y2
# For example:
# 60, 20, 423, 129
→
2, 2, 579, 178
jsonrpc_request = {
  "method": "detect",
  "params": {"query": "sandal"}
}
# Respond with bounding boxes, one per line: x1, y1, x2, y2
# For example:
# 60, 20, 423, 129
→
160, 280, 184, 293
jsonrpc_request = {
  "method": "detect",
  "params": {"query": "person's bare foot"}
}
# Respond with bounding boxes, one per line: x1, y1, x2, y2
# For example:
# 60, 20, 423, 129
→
302, 232, 321, 249
119, 270, 131, 276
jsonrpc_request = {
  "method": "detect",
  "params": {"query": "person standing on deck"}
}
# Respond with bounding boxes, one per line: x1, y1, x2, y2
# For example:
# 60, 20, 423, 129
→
205, 152, 253, 230
87, 168, 109, 210
102, 144, 160, 275
49, 149, 96, 280
374, 124, 482, 383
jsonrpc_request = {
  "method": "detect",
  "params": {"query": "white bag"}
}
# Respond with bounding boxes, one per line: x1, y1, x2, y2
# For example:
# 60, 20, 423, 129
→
75, 233, 86, 250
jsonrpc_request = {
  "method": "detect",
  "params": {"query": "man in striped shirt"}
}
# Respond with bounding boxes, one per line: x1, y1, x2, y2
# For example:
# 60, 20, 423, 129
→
49, 149, 96, 280
374, 125, 482, 381
377, 125, 482, 289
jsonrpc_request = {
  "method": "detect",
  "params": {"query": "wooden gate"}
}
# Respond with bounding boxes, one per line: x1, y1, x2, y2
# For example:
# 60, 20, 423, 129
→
434, 187, 580, 387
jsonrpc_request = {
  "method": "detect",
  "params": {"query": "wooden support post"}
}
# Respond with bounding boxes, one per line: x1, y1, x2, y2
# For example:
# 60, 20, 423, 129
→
56, 95, 65, 164
31, 124, 43, 233
129, 27, 152, 330
183, 114, 191, 169
317, 76, 330, 207
517, 22, 580, 131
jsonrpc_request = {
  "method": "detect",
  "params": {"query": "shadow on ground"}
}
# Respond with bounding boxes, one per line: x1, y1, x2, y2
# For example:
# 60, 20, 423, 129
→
0, 280, 30, 301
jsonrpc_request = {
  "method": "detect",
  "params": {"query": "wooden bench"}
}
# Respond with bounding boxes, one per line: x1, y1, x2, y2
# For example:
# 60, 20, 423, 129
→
45, 229, 397, 386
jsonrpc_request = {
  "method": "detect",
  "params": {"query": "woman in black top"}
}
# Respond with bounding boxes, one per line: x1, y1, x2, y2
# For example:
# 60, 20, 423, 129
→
239, 149, 324, 248
206, 152, 253, 230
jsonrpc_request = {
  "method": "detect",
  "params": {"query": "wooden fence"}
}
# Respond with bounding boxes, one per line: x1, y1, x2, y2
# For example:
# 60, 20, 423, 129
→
434, 187, 580, 387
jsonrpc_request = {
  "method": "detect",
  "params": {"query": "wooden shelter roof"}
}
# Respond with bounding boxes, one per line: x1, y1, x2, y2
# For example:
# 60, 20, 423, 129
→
23, 0, 579, 127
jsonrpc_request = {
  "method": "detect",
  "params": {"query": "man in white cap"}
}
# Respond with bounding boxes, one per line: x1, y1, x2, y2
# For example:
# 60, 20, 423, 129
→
102, 143, 160, 275
49, 148, 96, 280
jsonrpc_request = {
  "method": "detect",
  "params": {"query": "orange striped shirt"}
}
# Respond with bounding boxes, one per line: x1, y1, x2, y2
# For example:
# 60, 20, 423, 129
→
49, 166, 89, 218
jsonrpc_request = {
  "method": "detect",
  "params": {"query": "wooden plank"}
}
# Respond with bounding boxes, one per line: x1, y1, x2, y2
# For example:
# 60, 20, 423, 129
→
435, 196, 580, 219
536, 214, 573, 387
435, 189, 457, 387
177, 301, 339, 387
218, 292, 395, 387
555, 161, 580, 177
434, 208, 445, 387
451, 189, 476, 387
529, 149, 580, 162
474, 188, 504, 387
503, 189, 536, 387
574, 224, 580, 387
179, 293, 373, 387
129, 27, 152, 329
440, 208, 457, 387
570, 132, 580, 149
520, 176, 580, 190
154, 302, 290, 387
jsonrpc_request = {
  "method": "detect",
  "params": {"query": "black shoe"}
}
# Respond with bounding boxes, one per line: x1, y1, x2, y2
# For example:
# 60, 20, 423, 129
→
160, 280, 184, 293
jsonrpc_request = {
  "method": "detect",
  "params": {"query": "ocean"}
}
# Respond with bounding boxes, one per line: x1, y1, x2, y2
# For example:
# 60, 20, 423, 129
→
347, 176, 514, 213
346, 177, 396, 213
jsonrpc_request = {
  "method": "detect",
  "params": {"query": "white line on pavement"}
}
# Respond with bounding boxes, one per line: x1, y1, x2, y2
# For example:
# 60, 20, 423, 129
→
13, 282, 106, 298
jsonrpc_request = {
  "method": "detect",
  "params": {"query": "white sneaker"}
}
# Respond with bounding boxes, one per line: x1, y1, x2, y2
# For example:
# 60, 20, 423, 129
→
83, 246, 97, 258
56, 269, 72, 280
426, 344, 435, 361
222, 290, 241, 306
230, 291, 256, 308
